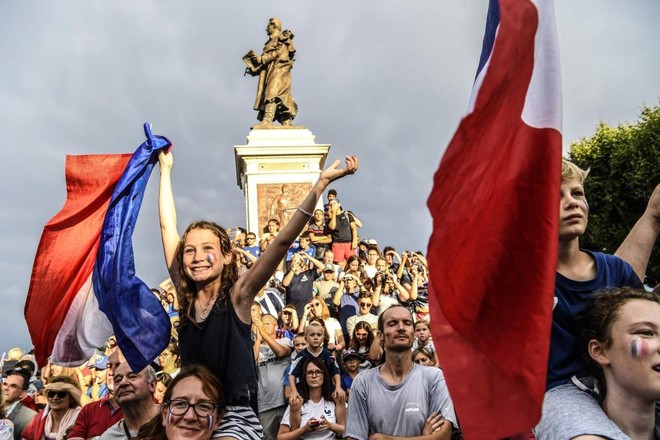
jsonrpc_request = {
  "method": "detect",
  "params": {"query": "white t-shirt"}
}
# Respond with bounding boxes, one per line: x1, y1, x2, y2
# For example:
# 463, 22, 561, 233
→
280, 398, 337, 440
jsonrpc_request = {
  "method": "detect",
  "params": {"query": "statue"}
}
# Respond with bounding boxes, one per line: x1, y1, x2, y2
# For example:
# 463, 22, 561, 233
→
243, 18, 298, 128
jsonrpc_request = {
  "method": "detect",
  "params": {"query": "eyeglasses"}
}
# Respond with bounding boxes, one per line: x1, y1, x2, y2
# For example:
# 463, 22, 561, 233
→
166, 399, 219, 417
246, 237, 255, 241
47, 390, 68, 399
359, 302, 372, 307
305, 369, 323, 377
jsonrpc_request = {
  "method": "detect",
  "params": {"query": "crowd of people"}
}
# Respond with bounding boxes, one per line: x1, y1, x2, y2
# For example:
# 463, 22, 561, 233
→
1, 155, 659, 440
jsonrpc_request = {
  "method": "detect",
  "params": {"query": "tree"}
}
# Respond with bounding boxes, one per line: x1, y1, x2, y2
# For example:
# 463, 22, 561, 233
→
569, 103, 660, 287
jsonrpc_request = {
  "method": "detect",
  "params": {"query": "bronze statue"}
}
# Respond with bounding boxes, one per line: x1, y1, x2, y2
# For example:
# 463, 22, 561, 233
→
243, 18, 298, 128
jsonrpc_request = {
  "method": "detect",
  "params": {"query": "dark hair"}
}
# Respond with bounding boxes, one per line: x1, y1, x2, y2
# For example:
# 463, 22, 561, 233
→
349, 321, 375, 351
162, 341, 181, 368
578, 287, 660, 400
155, 371, 173, 388
7, 369, 30, 390
136, 365, 225, 440
176, 221, 238, 328
298, 357, 333, 402
14, 360, 36, 375
383, 246, 395, 255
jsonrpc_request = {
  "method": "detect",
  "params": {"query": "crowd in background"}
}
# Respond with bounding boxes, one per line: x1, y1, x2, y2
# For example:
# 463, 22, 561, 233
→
2, 171, 659, 440
0, 188, 448, 440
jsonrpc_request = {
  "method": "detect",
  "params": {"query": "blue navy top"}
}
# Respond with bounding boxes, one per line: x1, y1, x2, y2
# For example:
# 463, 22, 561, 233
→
178, 297, 258, 411
547, 251, 641, 389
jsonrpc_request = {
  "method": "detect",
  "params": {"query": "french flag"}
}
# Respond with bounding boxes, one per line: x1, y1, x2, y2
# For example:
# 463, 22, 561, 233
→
25, 123, 172, 372
427, 0, 561, 438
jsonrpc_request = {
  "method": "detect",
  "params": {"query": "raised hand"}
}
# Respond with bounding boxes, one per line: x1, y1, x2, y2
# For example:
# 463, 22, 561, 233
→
319, 155, 359, 185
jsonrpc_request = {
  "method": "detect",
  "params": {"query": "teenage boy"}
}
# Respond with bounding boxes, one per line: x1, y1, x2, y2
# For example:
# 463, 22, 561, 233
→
536, 160, 660, 439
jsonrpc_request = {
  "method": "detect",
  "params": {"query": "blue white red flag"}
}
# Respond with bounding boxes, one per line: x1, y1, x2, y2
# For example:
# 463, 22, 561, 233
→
426, 0, 561, 438
26, 123, 172, 372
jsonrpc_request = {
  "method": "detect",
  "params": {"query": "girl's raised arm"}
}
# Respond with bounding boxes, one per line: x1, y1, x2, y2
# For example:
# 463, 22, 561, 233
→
232, 156, 359, 321
158, 151, 181, 281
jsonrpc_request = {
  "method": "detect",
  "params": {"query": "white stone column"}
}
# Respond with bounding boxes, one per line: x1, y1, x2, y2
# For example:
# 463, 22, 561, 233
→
234, 128, 330, 237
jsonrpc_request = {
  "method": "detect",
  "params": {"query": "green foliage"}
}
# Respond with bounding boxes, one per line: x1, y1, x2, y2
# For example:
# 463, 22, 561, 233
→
569, 103, 660, 286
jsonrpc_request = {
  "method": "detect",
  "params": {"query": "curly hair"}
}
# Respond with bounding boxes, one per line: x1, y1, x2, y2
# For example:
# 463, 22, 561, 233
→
577, 287, 660, 400
176, 221, 238, 328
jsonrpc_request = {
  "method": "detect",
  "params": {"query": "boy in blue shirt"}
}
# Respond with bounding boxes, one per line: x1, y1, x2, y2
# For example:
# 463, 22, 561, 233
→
537, 160, 659, 439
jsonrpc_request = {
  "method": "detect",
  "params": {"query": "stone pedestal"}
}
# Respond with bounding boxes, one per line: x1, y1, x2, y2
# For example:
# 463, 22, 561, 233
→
234, 128, 330, 236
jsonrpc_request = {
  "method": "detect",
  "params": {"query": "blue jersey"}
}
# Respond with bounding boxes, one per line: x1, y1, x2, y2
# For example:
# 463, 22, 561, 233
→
547, 251, 641, 389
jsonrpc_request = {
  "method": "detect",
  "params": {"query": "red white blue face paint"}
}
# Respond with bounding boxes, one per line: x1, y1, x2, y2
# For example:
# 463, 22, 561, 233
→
166, 411, 174, 426
206, 414, 213, 427
206, 253, 217, 265
631, 338, 649, 358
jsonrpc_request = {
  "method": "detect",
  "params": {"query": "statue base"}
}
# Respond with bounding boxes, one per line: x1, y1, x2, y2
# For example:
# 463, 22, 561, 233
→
234, 128, 330, 237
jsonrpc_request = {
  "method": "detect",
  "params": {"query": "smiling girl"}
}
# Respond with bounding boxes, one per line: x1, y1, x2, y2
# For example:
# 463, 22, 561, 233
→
157, 151, 357, 440
579, 287, 660, 439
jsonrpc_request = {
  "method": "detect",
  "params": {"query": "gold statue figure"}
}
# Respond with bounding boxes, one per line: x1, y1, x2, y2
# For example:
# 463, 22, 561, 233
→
243, 18, 298, 128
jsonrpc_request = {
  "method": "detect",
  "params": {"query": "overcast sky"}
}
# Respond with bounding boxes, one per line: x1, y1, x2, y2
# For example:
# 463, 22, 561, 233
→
1, 1, 657, 355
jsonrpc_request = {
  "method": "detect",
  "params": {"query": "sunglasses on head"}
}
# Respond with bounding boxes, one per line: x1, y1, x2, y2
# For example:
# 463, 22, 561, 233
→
47, 390, 68, 399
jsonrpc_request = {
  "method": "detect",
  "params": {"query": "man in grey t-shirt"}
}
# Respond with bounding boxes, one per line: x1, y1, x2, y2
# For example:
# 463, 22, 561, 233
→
345, 305, 458, 440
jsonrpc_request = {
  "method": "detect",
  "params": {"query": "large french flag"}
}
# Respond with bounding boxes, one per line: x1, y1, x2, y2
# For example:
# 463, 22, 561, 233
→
25, 123, 172, 372
427, 0, 561, 438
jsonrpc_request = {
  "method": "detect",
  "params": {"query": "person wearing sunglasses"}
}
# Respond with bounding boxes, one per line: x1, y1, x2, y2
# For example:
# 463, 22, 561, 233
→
22, 376, 82, 440
136, 365, 224, 440
299, 297, 344, 353
345, 294, 378, 340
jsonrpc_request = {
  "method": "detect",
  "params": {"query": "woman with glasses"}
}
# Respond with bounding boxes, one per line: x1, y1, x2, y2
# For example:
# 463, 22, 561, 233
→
136, 365, 224, 440
298, 298, 344, 353
157, 151, 357, 440
22, 376, 81, 440
158, 342, 181, 378
277, 358, 345, 440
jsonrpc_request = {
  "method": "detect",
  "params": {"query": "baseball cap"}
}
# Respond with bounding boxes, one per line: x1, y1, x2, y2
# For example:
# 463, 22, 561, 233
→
323, 264, 335, 273
343, 349, 361, 361
89, 354, 108, 370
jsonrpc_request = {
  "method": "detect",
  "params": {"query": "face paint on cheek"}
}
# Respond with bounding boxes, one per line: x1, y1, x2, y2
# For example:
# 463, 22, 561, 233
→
206, 253, 217, 264
206, 414, 213, 427
167, 411, 173, 426
631, 338, 650, 358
